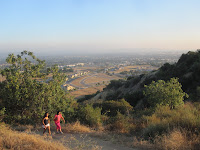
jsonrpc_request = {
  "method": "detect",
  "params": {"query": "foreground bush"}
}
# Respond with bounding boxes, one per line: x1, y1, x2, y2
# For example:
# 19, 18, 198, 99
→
142, 103, 200, 137
0, 51, 75, 124
133, 128, 200, 150
0, 123, 67, 150
106, 111, 135, 133
131, 103, 200, 150
75, 104, 102, 128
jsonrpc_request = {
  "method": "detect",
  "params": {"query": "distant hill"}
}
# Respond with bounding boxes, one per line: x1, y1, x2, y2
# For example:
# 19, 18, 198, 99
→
89, 50, 200, 109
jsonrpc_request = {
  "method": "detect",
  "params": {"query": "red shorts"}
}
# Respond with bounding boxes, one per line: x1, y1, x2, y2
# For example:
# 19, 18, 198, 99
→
55, 122, 61, 130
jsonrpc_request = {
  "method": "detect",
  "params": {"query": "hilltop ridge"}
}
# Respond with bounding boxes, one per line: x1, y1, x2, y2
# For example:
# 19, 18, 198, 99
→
89, 50, 200, 108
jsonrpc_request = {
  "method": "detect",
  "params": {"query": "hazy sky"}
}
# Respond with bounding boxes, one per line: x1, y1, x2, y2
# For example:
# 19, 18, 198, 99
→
0, 0, 199, 54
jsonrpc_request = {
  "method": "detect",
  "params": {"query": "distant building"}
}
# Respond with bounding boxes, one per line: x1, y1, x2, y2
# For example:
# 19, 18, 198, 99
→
66, 85, 75, 91
63, 84, 75, 91
76, 63, 84, 66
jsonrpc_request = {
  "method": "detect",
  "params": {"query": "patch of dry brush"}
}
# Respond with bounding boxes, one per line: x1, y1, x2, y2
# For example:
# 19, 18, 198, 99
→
132, 103, 200, 150
133, 128, 200, 150
62, 121, 92, 133
0, 123, 68, 150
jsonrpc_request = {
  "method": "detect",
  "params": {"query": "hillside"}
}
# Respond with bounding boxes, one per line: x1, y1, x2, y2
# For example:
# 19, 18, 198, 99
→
89, 50, 200, 108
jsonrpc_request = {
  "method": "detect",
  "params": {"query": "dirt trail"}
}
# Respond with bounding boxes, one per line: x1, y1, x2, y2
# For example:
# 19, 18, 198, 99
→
43, 131, 137, 150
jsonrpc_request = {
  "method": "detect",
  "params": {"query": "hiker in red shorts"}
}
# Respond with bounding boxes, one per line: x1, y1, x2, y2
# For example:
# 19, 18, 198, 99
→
54, 111, 65, 134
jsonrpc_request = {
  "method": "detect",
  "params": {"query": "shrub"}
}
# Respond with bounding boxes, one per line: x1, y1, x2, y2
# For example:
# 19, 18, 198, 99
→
75, 104, 102, 128
105, 90, 120, 100
144, 78, 188, 109
106, 111, 135, 133
124, 91, 144, 107
0, 51, 75, 124
106, 79, 125, 89
102, 99, 133, 117
142, 103, 200, 138
133, 128, 200, 150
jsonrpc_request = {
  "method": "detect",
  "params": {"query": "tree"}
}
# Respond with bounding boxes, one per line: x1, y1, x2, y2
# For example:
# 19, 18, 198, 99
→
0, 51, 75, 124
143, 78, 188, 109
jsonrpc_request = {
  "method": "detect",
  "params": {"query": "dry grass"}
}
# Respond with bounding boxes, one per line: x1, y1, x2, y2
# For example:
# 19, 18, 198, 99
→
0, 75, 6, 82
70, 85, 105, 98
70, 73, 119, 88
131, 137, 154, 150
113, 65, 155, 73
62, 121, 92, 133
131, 103, 200, 150
0, 123, 68, 150
12, 124, 34, 132
154, 128, 188, 150
70, 76, 87, 87
84, 73, 119, 85
132, 128, 200, 150
69, 73, 120, 98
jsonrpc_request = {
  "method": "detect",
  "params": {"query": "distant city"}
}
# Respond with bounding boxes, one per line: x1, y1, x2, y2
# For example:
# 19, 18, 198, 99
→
0, 49, 189, 71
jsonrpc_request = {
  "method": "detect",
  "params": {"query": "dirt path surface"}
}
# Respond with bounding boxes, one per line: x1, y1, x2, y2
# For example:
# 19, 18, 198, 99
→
44, 132, 137, 150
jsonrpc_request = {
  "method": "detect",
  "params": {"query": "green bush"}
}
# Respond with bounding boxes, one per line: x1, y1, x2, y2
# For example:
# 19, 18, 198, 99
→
124, 91, 144, 107
144, 78, 188, 109
102, 99, 133, 117
107, 111, 134, 133
105, 90, 121, 100
0, 51, 75, 124
75, 104, 102, 128
106, 79, 125, 89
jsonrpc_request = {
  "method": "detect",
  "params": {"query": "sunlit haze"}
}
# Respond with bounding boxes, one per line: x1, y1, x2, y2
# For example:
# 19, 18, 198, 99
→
0, 0, 199, 55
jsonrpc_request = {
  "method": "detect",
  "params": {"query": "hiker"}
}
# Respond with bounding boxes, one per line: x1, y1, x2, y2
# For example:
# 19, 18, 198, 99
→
54, 111, 65, 134
42, 112, 51, 135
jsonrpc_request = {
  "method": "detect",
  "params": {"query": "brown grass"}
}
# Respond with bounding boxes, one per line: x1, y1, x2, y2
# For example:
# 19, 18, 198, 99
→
69, 73, 120, 98
70, 75, 87, 87
154, 129, 188, 150
74, 66, 103, 72
70, 73, 120, 88
70, 85, 105, 98
131, 137, 155, 150
132, 128, 200, 150
84, 73, 119, 85
12, 124, 35, 132
0, 75, 6, 82
0, 123, 68, 150
113, 65, 155, 73
62, 121, 92, 133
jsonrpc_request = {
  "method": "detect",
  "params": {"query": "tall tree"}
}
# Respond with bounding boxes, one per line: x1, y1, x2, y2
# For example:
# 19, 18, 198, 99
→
0, 51, 75, 124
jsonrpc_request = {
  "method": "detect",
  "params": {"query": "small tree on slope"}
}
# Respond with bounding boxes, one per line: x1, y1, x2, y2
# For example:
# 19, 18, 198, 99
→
144, 78, 188, 109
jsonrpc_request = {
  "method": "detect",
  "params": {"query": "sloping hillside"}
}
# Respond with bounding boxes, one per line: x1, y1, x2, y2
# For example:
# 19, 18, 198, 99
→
90, 50, 200, 108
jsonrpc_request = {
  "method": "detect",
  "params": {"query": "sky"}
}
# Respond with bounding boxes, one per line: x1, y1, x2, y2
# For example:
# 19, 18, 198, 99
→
0, 0, 200, 55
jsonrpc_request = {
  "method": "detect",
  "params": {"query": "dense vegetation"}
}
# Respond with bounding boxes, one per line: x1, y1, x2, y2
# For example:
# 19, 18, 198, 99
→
77, 50, 200, 149
1, 50, 200, 149
95, 50, 200, 108
0, 51, 75, 124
